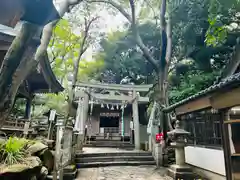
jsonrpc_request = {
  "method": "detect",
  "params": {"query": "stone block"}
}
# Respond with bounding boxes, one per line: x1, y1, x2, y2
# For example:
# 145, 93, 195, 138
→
167, 164, 202, 180
154, 143, 163, 166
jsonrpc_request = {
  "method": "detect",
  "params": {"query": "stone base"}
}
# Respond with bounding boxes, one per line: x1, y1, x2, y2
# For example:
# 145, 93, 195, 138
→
46, 164, 77, 180
63, 165, 77, 180
167, 164, 199, 180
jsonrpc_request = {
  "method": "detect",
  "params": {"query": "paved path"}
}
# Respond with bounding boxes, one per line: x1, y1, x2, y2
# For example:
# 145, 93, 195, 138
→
77, 166, 172, 180
76, 147, 172, 180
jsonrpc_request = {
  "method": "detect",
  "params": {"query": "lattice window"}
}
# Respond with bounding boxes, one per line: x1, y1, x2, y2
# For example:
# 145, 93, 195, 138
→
181, 109, 222, 148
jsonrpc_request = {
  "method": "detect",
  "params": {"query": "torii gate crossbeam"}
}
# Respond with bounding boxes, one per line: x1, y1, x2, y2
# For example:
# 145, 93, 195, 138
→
74, 82, 153, 150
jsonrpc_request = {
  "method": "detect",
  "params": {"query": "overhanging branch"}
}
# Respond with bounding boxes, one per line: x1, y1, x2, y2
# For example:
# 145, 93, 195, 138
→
129, 0, 158, 70
87, 0, 132, 22
87, 0, 158, 70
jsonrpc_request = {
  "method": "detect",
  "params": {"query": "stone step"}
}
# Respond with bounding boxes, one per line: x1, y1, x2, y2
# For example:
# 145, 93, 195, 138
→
76, 155, 154, 163
90, 139, 131, 142
84, 144, 135, 149
76, 151, 152, 158
76, 161, 156, 168
86, 140, 133, 144
84, 141, 135, 149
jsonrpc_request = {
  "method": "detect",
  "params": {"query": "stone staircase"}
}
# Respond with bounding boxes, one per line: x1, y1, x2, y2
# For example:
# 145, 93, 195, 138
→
84, 140, 135, 149
75, 151, 156, 168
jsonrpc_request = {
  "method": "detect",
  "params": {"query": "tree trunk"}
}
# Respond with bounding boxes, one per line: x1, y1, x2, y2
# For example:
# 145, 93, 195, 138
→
0, 0, 84, 126
0, 22, 38, 127
164, 17, 173, 131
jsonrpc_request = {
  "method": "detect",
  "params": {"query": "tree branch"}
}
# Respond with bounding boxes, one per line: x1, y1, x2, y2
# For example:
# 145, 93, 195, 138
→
128, 0, 159, 70
4, 0, 84, 119
87, 0, 132, 22
87, 0, 158, 70
72, 16, 98, 89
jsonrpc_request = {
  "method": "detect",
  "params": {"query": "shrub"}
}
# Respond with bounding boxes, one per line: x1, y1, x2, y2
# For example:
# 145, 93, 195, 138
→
0, 137, 32, 165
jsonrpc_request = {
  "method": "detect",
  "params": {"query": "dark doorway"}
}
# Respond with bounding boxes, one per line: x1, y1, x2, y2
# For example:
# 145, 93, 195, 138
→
100, 116, 119, 128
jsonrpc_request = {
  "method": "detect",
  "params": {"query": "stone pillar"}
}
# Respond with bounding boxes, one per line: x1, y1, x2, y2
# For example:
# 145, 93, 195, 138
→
75, 89, 89, 152
147, 102, 157, 152
167, 120, 193, 179
174, 142, 185, 166
132, 90, 140, 150
149, 135, 152, 151
53, 120, 64, 180
154, 143, 163, 166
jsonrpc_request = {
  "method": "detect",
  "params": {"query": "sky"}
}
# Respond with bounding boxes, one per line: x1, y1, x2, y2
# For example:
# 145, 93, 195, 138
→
55, 0, 128, 61
81, 10, 127, 61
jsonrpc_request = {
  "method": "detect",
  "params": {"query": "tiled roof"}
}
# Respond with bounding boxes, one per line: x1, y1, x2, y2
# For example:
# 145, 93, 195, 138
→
164, 72, 240, 112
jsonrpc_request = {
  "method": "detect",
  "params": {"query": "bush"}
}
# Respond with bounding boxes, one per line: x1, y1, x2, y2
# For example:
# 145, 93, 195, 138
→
0, 137, 32, 165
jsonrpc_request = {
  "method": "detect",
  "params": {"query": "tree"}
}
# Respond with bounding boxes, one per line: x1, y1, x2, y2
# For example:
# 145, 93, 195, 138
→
168, 0, 240, 103
46, 17, 103, 119
96, 22, 160, 84
0, 0, 84, 126
83, 0, 172, 134
207, 0, 240, 78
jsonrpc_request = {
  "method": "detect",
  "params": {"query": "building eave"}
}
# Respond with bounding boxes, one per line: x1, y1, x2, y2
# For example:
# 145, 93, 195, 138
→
0, 23, 64, 95
39, 54, 64, 93
164, 72, 240, 113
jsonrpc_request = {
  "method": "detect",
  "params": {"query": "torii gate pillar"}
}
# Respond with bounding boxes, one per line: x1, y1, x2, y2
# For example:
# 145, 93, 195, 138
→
75, 89, 89, 152
132, 90, 140, 150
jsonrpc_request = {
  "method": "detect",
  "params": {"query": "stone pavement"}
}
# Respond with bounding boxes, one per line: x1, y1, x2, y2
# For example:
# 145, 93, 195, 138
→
76, 166, 172, 180
76, 147, 172, 180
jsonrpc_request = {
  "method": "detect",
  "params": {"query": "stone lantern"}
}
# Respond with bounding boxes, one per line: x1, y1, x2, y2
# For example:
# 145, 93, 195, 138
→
167, 120, 194, 179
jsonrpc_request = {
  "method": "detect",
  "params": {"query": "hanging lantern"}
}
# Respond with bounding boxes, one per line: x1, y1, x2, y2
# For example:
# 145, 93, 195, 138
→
116, 104, 119, 110
107, 104, 109, 109
101, 104, 104, 108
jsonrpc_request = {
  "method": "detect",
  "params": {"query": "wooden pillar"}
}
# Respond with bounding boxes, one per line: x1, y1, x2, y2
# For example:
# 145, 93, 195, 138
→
24, 98, 32, 119
132, 90, 140, 150
220, 108, 232, 180
23, 97, 32, 137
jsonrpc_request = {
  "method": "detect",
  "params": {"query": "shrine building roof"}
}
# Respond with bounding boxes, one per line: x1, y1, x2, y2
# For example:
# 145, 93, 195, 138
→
164, 72, 240, 113
0, 23, 64, 97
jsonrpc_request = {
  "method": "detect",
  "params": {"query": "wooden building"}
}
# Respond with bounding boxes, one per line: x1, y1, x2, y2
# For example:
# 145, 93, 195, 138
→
164, 66, 240, 179
74, 82, 153, 149
84, 101, 149, 141
0, 23, 63, 135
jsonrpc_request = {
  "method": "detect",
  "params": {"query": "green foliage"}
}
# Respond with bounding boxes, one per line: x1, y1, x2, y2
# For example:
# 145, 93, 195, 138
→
11, 98, 26, 118
206, 17, 227, 46
96, 22, 160, 84
0, 137, 32, 165
49, 19, 80, 82
78, 59, 104, 81
169, 70, 220, 104
206, 0, 240, 46
44, 18, 104, 117
44, 93, 68, 116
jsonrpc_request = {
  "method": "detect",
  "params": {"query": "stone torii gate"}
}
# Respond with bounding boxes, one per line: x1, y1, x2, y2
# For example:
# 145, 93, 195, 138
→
74, 82, 153, 150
